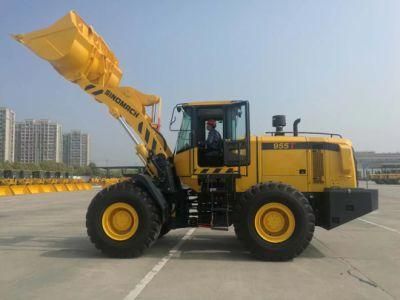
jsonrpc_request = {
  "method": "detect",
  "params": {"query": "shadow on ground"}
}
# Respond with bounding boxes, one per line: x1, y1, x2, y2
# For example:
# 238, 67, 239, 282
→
170, 233, 325, 261
0, 230, 325, 261
0, 234, 102, 258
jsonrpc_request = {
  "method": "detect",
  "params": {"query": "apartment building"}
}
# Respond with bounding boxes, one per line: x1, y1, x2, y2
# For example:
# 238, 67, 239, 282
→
63, 130, 90, 167
15, 119, 62, 163
0, 107, 15, 162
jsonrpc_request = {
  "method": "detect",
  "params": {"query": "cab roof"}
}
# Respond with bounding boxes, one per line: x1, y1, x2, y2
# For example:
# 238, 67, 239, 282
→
180, 100, 245, 107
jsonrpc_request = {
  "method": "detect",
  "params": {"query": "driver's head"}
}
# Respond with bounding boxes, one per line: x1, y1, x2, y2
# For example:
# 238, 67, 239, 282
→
206, 119, 216, 131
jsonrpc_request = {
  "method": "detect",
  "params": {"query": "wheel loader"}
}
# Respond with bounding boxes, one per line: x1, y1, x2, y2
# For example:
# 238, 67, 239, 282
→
13, 11, 378, 260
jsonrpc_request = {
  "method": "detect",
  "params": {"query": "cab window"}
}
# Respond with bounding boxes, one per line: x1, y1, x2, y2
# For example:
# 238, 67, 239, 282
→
226, 103, 246, 141
176, 109, 192, 153
224, 102, 250, 166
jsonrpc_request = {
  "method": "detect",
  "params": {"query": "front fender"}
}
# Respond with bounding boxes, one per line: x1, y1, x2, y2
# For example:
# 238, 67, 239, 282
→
130, 174, 169, 223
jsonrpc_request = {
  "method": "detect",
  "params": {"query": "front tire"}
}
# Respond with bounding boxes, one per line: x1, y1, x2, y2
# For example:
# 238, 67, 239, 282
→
233, 182, 315, 261
86, 181, 161, 258
158, 222, 171, 239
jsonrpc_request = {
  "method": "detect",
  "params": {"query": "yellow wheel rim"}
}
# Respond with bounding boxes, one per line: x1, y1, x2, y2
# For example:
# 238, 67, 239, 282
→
102, 202, 139, 241
254, 202, 295, 243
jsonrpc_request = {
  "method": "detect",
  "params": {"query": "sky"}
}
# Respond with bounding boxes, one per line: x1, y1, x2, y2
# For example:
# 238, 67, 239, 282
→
1, 0, 399, 165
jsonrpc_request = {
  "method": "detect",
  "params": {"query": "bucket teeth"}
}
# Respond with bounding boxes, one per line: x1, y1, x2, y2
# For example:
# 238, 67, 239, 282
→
11, 34, 25, 43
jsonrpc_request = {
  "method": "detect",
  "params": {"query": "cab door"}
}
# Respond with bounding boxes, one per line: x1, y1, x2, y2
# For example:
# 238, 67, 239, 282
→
224, 101, 250, 166
173, 106, 193, 177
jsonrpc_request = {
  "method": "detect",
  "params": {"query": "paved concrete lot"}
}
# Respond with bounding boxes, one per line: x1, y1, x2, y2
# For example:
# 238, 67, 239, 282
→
0, 182, 399, 300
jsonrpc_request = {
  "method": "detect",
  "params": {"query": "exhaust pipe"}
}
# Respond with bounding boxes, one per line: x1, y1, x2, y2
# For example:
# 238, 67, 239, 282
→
293, 118, 301, 136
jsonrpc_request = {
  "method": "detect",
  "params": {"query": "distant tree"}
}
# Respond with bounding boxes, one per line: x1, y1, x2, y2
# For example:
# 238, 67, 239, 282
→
88, 162, 101, 176
0, 160, 105, 178
110, 169, 122, 178
24, 163, 40, 171
1, 161, 13, 170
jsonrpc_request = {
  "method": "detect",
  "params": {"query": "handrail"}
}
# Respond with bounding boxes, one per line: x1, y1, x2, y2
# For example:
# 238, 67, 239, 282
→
264, 131, 343, 138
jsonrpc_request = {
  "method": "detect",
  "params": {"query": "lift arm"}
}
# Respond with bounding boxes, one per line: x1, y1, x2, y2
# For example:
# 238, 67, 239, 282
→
13, 11, 173, 177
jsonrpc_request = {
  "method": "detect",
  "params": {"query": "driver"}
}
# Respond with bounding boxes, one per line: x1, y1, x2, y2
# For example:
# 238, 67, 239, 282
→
205, 119, 222, 152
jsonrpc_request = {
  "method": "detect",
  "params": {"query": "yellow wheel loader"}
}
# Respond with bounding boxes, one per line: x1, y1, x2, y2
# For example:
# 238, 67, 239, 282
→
14, 11, 378, 260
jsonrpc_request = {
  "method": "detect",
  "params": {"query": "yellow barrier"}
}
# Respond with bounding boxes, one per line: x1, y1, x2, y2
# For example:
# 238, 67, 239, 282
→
0, 180, 93, 197
75, 183, 85, 191
91, 178, 127, 189
0, 186, 13, 196
42, 184, 57, 193
27, 185, 44, 194
53, 184, 67, 192
10, 185, 29, 195
65, 183, 78, 192
82, 183, 92, 190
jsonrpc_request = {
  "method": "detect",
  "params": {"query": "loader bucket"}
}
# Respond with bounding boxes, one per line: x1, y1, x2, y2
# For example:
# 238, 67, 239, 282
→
13, 11, 122, 87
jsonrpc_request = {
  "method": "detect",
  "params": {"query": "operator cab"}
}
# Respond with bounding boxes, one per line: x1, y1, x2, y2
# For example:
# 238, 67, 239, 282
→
170, 100, 250, 170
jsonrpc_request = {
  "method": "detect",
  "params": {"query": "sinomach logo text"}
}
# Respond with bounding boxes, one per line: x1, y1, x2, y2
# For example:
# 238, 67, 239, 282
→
105, 90, 140, 118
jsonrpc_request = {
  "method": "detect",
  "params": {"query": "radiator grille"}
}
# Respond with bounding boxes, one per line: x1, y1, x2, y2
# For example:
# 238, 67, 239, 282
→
312, 150, 324, 183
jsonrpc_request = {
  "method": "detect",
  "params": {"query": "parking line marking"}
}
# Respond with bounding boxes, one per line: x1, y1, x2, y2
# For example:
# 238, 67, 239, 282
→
358, 218, 400, 234
124, 228, 196, 300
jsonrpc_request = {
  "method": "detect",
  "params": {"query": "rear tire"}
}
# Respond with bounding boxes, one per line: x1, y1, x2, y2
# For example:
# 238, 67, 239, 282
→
86, 181, 161, 258
233, 182, 315, 261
